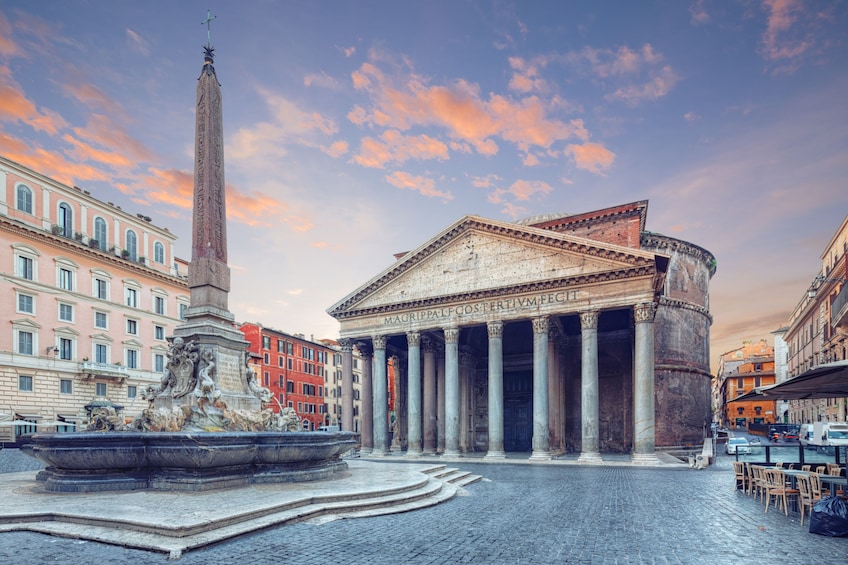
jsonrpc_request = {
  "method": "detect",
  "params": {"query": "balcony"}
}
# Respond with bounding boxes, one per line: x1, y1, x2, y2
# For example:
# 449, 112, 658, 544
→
79, 361, 129, 383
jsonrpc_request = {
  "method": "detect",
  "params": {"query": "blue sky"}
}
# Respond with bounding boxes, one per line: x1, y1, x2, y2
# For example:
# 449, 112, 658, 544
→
1, 1, 846, 368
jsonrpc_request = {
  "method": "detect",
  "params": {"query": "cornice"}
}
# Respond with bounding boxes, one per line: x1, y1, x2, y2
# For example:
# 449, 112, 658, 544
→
0, 215, 187, 288
641, 232, 716, 276
658, 296, 713, 324
330, 218, 656, 317
530, 201, 648, 234
333, 264, 656, 320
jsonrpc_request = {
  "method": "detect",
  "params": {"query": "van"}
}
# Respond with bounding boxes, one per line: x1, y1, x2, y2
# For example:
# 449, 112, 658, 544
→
318, 425, 340, 432
799, 423, 814, 448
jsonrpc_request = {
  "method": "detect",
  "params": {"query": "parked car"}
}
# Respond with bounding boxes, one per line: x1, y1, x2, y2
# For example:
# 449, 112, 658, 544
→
725, 437, 751, 455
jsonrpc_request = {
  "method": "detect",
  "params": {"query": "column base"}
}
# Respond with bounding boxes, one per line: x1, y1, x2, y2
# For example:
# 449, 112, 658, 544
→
484, 450, 507, 460
369, 448, 389, 457
405, 450, 423, 459
630, 452, 661, 466
577, 451, 603, 464
529, 450, 552, 461
359, 447, 373, 456
441, 449, 461, 458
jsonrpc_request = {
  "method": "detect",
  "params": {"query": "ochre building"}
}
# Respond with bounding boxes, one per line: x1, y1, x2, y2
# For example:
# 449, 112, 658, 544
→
328, 201, 715, 463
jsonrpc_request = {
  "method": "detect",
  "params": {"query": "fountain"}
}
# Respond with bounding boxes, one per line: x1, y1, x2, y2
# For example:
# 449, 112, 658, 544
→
24, 19, 356, 492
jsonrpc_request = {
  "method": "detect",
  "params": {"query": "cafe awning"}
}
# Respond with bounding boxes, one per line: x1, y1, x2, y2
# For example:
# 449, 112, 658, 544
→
732, 360, 848, 401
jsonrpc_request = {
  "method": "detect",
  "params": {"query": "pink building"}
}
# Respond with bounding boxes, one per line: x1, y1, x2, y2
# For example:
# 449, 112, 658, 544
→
0, 155, 189, 440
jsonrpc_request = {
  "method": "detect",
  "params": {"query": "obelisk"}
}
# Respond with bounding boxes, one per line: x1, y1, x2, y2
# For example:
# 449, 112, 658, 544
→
168, 13, 259, 412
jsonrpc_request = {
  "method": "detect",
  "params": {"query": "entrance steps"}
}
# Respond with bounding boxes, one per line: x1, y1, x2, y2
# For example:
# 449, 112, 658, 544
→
0, 460, 482, 559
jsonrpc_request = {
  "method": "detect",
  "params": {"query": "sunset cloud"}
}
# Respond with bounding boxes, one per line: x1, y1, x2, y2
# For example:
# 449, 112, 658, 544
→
0, 66, 67, 134
605, 65, 679, 105
759, 0, 811, 69
62, 133, 134, 170
385, 171, 453, 201
322, 140, 349, 158
353, 129, 448, 168
508, 179, 553, 201
349, 56, 589, 160
0, 12, 21, 58
566, 142, 616, 174
126, 28, 150, 56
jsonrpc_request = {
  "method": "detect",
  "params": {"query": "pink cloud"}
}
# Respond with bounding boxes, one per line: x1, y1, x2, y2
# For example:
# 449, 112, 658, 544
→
322, 140, 349, 158
349, 57, 588, 158
508, 179, 552, 201
0, 12, 21, 57
353, 129, 448, 168
125, 28, 149, 56
566, 142, 616, 174
501, 202, 528, 219
760, 0, 810, 63
385, 171, 453, 201
605, 65, 679, 105
690, 0, 711, 24
62, 133, 134, 169
0, 66, 67, 134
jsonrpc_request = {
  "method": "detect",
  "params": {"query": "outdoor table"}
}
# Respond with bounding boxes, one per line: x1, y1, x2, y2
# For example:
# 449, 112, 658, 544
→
819, 475, 848, 496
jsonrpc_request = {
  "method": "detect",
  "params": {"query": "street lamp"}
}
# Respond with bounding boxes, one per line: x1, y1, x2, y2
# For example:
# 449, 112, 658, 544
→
807, 274, 847, 298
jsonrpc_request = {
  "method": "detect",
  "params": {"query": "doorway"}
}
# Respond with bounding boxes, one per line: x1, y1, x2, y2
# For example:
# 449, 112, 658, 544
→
503, 370, 532, 452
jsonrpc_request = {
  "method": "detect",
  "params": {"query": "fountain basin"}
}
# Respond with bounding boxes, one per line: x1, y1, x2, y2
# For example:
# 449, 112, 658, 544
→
27, 431, 357, 493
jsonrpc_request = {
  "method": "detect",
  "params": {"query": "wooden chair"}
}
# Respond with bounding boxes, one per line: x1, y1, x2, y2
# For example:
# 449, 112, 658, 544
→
764, 469, 799, 516
750, 466, 767, 502
826, 463, 842, 475
816, 465, 827, 474
801, 464, 811, 472
733, 461, 747, 492
775, 461, 784, 468
744, 463, 757, 496
796, 474, 816, 526
809, 472, 829, 498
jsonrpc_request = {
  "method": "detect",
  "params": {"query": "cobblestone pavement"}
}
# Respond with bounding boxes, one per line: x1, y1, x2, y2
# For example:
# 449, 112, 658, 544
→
0, 449, 845, 564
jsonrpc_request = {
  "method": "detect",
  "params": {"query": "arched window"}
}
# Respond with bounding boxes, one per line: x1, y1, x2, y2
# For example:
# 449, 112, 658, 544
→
154, 242, 165, 264
58, 203, 73, 237
16, 185, 33, 214
125, 230, 138, 260
94, 217, 108, 250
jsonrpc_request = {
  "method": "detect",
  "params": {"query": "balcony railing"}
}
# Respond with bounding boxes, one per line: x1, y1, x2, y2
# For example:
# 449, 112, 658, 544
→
79, 361, 129, 381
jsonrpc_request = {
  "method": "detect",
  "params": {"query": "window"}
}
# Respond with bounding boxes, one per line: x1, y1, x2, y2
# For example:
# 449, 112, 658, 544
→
278, 356, 284, 367
263, 353, 270, 364
58, 203, 73, 237
126, 287, 138, 308
16, 184, 33, 214
126, 349, 138, 369
59, 338, 72, 360
286, 380, 295, 393
17, 331, 33, 355
17, 293, 34, 314
59, 303, 73, 322
60, 379, 73, 395
125, 230, 138, 260
95, 278, 108, 300
154, 242, 165, 264
95, 382, 107, 396
126, 319, 138, 335
154, 354, 165, 372
94, 217, 108, 250
262, 336, 271, 349
58, 267, 73, 290
128, 385, 138, 399
17, 255, 33, 280
277, 339, 284, 353
19, 375, 33, 392
154, 325, 165, 340
154, 296, 165, 315
179, 303, 188, 320
95, 311, 108, 329
264, 372, 270, 387
95, 343, 107, 364
287, 358, 293, 370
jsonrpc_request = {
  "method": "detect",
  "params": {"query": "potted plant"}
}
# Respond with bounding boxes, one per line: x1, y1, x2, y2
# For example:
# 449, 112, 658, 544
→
51, 224, 62, 235
121, 249, 130, 259
74, 232, 84, 242
88, 239, 99, 249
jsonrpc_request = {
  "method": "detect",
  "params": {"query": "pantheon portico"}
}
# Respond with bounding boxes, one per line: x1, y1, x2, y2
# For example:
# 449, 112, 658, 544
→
328, 201, 715, 463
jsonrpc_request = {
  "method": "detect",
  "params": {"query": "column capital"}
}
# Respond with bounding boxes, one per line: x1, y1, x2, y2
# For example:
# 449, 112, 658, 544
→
406, 330, 421, 347
634, 302, 658, 324
422, 335, 436, 353
443, 326, 459, 344
487, 320, 504, 338
580, 310, 599, 330
339, 338, 354, 352
531, 316, 549, 335
372, 334, 387, 350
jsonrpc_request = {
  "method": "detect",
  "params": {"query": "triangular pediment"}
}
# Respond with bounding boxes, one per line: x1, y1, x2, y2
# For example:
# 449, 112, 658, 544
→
329, 215, 659, 318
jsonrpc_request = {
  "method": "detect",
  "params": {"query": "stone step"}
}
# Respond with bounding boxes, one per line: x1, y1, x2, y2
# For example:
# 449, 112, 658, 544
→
0, 461, 484, 560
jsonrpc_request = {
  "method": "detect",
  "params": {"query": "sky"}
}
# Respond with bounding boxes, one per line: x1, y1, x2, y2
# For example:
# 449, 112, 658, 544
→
1, 0, 847, 370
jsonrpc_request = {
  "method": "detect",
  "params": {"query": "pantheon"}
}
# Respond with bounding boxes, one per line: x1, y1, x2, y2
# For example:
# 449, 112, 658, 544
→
328, 201, 715, 463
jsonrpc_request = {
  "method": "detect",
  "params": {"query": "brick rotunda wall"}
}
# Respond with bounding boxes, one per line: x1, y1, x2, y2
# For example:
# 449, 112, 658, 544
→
641, 233, 716, 448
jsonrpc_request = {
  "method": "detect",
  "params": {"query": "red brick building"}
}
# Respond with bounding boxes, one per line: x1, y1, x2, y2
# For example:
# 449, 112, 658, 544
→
239, 322, 332, 430
717, 340, 777, 428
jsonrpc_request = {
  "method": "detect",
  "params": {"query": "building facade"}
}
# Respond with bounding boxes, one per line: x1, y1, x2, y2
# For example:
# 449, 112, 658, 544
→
329, 201, 715, 462
785, 213, 848, 424
239, 322, 332, 430
0, 155, 189, 440
716, 339, 777, 428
